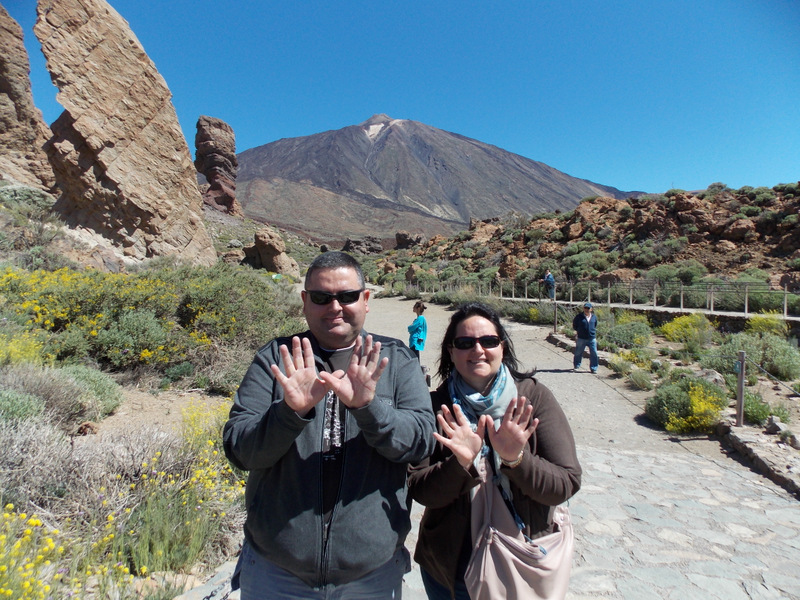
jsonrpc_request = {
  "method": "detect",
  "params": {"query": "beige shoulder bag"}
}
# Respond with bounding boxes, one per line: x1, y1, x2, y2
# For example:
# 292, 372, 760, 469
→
464, 455, 574, 600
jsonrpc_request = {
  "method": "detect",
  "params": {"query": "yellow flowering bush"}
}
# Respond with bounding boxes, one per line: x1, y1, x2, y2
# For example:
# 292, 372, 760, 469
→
0, 506, 63, 599
0, 263, 303, 389
0, 399, 244, 598
659, 312, 714, 344
0, 329, 49, 365
745, 310, 788, 337
666, 383, 728, 433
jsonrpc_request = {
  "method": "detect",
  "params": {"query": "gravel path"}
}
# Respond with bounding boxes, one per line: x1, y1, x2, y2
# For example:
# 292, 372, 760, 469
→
180, 292, 800, 600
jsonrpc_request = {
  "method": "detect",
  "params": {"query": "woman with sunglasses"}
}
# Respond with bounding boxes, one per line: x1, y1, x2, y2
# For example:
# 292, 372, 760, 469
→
408, 302, 582, 600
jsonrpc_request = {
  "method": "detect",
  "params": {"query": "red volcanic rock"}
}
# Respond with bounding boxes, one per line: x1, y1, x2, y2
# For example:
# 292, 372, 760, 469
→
0, 6, 55, 190
195, 115, 242, 216
34, 0, 216, 267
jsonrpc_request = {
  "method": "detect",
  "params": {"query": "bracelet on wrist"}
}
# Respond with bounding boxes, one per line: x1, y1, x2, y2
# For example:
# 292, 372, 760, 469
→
501, 449, 524, 468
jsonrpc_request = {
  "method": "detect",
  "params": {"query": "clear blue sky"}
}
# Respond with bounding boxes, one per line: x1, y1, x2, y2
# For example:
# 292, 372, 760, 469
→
5, 0, 800, 194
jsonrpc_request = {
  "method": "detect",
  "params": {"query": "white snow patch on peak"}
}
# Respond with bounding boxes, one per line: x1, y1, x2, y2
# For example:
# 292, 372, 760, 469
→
366, 123, 385, 140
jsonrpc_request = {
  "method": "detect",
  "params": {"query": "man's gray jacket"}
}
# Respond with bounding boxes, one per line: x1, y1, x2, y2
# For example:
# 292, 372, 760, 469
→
223, 330, 435, 588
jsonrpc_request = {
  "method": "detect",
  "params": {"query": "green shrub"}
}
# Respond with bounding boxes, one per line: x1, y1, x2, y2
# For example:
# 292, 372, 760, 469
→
743, 390, 770, 425
95, 308, 170, 368
0, 388, 44, 420
606, 321, 651, 349
527, 303, 556, 325
59, 364, 123, 417
608, 355, 633, 377
760, 334, 800, 380
627, 369, 654, 391
646, 382, 690, 427
0, 364, 93, 429
700, 332, 763, 374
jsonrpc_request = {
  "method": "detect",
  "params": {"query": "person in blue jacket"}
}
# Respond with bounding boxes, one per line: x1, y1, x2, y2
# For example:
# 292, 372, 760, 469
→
408, 300, 428, 360
540, 269, 556, 300
572, 302, 599, 373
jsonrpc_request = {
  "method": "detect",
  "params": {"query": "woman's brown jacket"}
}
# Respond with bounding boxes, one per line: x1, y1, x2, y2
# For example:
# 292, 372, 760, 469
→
407, 376, 582, 595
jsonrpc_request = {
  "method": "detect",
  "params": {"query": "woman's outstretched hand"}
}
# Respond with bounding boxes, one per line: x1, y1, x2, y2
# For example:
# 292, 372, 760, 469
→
481, 396, 539, 464
433, 404, 486, 469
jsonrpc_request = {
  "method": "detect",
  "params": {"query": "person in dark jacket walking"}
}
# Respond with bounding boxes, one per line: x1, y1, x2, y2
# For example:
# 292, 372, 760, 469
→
408, 302, 581, 599
572, 302, 599, 373
224, 251, 435, 599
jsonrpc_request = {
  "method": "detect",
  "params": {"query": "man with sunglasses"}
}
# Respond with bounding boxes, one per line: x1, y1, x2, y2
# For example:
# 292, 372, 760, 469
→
224, 251, 435, 599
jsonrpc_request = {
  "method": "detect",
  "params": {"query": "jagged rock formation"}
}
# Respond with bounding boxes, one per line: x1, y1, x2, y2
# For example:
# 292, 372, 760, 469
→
0, 6, 55, 190
33, 0, 216, 266
395, 230, 425, 249
242, 227, 300, 278
237, 114, 639, 242
194, 115, 242, 216
342, 236, 384, 254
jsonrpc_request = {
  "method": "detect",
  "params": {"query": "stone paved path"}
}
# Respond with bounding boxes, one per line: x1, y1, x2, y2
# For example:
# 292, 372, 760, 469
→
180, 294, 800, 600
385, 298, 800, 600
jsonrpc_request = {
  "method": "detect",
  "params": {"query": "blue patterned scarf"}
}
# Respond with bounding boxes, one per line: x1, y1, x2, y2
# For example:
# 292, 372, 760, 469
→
447, 363, 517, 497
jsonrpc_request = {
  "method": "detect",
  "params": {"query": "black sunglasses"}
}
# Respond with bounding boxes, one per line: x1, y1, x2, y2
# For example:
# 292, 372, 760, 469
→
452, 335, 502, 350
306, 289, 364, 305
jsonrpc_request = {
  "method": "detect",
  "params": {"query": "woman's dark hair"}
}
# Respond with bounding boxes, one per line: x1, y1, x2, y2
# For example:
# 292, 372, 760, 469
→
436, 302, 535, 382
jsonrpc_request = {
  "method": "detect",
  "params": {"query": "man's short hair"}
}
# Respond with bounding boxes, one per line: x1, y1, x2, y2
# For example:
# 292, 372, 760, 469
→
304, 251, 365, 289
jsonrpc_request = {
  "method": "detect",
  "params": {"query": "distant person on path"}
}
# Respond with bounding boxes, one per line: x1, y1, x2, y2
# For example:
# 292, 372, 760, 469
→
223, 251, 435, 599
408, 300, 428, 360
573, 302, 599, 373
408, 302, 582, 600
540, 268, 556, 300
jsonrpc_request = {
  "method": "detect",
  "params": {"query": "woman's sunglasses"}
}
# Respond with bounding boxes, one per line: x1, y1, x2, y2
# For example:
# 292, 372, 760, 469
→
306, 289, 364, 305
452, 335, 502, 350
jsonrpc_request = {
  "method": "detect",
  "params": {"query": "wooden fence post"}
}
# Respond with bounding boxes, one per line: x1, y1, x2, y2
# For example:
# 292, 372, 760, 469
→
736, 351, 745, 427
784, 285, 788, 318
744, 284, 749, 315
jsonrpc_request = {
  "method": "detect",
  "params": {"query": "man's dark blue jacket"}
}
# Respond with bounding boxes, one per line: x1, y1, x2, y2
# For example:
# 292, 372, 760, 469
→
572, 312, 597, 339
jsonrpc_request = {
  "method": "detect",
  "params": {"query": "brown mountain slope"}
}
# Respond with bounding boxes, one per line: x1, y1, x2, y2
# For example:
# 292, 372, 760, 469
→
237, 114, 637, 243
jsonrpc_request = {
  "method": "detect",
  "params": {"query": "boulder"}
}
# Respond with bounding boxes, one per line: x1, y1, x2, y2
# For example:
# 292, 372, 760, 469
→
395, 230, 424, 249
715, 240, 737, 253
0, 6, 55, 190
194, 115, 242, 216
722, 218, 757, 242
34, 0, 216, 267
342, 236, 383, 254
596, 268, 638, 286
243, 227, 299, 278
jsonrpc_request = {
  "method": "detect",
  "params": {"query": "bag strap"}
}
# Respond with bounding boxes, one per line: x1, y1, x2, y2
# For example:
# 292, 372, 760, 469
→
486, 446, 531, 541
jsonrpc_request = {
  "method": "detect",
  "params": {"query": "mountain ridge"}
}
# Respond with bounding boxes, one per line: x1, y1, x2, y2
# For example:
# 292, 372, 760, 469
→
237, 115, 640, 242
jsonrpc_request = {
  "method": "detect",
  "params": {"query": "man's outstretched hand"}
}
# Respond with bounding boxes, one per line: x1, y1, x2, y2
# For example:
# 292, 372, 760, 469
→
270, 336, 327, 417
319, 335, 388, 409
